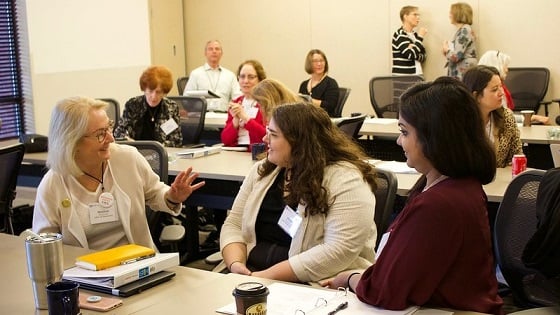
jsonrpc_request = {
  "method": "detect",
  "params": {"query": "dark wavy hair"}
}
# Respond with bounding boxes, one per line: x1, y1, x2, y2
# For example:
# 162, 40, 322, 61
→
462, 65, 506, 136
258, 103, 376, 216
399, 77, 496, 189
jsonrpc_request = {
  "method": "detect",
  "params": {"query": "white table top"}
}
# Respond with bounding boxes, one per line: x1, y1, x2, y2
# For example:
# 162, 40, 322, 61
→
0, 233, 491, 314
0, 233, 221, 314
21, 146, 512, 202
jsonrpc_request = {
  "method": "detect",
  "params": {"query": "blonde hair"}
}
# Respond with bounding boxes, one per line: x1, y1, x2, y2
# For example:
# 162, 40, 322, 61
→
47, 97, 108, 177
450, 2, 473, 25
252, 79, 299, 120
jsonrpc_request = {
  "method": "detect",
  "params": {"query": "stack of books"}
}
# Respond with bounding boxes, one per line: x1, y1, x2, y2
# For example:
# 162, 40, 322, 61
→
63, 244, 179, 296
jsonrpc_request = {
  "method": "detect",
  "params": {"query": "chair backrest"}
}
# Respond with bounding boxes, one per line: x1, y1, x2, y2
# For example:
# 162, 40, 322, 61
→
369, 75, 424, 118
333, 87, 351, 118
373, 168, 397, 248
494, 169, 546, 305
504, 67, 550, 112
116, 140, 169, 249
117, 140, 168, 182
336, 114, 366, 140
98, 98, 120, 123
167, 96, 207, 146
0, 143, 25, 234
177, 76, 189, 95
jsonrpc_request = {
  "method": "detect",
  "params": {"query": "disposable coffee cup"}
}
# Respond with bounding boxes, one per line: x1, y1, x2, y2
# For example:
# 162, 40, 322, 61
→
251, 143, 266, 161
25, 232, 64, 309
521, 110, 534, 127
46, 281, 80, 315
232, 282, 269, 315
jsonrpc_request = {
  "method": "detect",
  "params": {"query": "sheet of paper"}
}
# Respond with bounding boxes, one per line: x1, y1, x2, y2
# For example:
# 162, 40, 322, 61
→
369, 160, 418, 174
216, 282, 418, 315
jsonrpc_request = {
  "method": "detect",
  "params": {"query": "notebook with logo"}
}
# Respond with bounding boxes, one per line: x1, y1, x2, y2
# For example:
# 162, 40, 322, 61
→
77, 270, 176, 297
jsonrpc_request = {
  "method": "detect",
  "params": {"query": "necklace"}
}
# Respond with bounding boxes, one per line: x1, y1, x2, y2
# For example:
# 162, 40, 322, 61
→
147, 105, 159, 122
307, 73, 327, 95
422, 175, 448, 192
82, 162, 105, 192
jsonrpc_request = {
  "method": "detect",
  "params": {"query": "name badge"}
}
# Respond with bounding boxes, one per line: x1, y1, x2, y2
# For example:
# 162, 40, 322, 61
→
88, 202, 118, 225
277, 205, 302, 238
375, 231, 391, 260
160, 118, 179, 135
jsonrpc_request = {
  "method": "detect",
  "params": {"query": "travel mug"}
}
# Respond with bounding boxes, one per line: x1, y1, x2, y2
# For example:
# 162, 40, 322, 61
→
232, 282, 269, 315
25, 232, 64, 309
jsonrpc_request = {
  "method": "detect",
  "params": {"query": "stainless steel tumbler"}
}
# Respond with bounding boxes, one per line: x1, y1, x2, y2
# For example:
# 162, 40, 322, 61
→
25, 233, 64, 309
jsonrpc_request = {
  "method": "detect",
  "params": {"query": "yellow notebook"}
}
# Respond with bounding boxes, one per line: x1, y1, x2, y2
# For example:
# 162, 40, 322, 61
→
75, 244, 155, 271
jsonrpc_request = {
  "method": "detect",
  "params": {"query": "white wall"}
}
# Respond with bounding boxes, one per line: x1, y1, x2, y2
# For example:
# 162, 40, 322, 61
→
24, 0, 560, 136
26, 0, 152, 134
184, 0, 560, 120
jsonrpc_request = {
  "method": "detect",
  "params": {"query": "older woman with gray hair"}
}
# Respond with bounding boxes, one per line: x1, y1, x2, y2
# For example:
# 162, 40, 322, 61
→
478, 50, 549, 124
32, 96, 204, 250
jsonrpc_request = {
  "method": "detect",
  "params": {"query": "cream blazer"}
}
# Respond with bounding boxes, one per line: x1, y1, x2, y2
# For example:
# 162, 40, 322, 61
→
220, 160, 377, 282
32, 143, 181, 250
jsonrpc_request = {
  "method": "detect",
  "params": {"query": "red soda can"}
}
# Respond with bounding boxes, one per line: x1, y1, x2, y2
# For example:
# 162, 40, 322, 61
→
512, 154, 527, 176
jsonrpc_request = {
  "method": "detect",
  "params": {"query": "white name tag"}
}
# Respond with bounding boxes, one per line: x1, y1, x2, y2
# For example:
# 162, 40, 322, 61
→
278, 205, 302, 238
375, 231, 391, 260
160, 118, 179, 135
247, 107, 259, 119
88, 202, 118, 225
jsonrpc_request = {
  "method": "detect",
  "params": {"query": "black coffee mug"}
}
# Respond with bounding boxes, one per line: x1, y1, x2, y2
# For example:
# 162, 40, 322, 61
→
251, 143, 266, 161
46, 281, 80, 315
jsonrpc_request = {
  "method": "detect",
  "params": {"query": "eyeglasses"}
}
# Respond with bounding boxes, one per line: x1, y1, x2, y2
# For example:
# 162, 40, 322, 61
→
311, 59, 325, 64
83, 120, 114, 143
238, 74, 258, 80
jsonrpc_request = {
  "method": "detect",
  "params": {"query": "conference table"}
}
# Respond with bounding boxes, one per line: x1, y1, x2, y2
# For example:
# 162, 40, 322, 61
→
203, 113, 560, 145
0, 232, 499, 314
359, 118, 560, 144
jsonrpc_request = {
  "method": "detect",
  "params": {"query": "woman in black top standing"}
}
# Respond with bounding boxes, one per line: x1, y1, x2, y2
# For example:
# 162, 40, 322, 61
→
298, 49, 339, 117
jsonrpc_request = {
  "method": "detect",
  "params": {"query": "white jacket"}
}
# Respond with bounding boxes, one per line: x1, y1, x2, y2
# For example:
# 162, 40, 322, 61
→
220, 160, 377, 282
32, 143, 180, 250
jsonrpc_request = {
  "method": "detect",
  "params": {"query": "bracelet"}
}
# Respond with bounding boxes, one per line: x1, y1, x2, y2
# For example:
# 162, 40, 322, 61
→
228, 260, 242, 271
347, 272, 360, 293
166, 198, 180, 206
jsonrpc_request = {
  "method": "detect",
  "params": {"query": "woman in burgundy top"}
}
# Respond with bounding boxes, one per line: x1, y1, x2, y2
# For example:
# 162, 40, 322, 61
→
326, 77, 504, 314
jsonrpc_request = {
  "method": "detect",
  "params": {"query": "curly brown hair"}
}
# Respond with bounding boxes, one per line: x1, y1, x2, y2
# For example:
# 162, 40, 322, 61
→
258, 103, 377, 216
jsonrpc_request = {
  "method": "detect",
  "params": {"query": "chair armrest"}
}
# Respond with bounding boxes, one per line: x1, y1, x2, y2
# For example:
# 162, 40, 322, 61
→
159, 224, 185, 243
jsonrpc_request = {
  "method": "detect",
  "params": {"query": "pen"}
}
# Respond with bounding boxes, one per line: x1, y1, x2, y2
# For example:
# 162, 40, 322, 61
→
327, 301, 348, 315
120, 254, 155, 265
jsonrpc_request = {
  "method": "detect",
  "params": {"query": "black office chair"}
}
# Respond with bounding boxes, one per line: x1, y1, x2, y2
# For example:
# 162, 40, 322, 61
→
493, 169, 547, 307
116, 141, 186, 255
177, 76, 189, 95
333, 87, 351, 118
167, 96, 207, 148
0, 143, 25, 235
505, 67, 552, 116
369, 75, 424, 118
97, 98, 120, 123
336, 114, 366, 140
372, 168, 397, 249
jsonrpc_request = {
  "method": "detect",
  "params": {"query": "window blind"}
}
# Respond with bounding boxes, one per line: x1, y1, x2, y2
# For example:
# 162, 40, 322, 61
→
0, 0, 25, 140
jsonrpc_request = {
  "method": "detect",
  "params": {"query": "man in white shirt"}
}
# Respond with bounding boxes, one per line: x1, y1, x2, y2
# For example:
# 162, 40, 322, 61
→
183, 40, 241, 112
